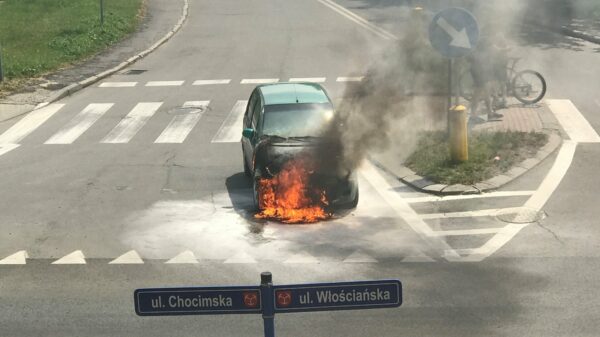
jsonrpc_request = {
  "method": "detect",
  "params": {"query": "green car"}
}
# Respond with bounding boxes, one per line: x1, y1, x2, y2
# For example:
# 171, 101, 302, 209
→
241, 82, 359, 211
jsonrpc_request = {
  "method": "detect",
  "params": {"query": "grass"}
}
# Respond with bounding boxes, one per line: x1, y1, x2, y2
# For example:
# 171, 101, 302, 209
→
405, 131, 548, 185
0, 0, 143, 81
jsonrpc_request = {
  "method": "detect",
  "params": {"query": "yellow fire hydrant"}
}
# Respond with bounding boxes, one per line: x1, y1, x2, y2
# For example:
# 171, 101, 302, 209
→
448, 105, 468, 162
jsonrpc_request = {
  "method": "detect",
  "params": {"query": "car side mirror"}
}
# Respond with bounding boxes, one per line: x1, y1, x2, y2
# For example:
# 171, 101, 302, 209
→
242, 128, 255, 139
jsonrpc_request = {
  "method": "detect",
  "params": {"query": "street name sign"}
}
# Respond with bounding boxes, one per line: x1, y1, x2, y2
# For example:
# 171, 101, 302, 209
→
134, 286, 262, 316
134, 273, 402, 337
273, 280, 402, 313
429, 7, 479, 58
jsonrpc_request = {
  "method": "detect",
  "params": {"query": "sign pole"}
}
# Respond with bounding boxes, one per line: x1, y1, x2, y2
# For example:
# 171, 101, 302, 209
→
260, 272, 275, 337
100, 0, 105, 26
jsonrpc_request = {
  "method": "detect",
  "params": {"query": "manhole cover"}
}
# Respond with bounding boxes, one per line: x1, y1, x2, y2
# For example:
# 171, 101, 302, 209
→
121, 69, 147, 75
166, 106, 209, 115
496, 207, 545, 224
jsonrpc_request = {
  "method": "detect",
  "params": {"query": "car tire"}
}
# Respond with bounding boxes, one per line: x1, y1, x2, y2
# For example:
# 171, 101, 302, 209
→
349, 189, 359, 208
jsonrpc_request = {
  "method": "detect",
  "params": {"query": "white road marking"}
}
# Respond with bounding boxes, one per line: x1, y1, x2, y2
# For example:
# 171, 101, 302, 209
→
336, 76, 364, 82
0, 103, 64, 144
192, 79, 231, 85
0, 250, 28, 265
401, 252, 435, 263
428, 228, 503, 237
224, 251, 257, 264
109, 250, 144, 264
101, 102, 162, 143
445, 224, 528, 262
522, 140, 577, 213
99, 82, 137, 87
343, 250, 377, 263
283, 252, 319, 264
0, 144, 20, 157
547, 99, 600, 143
211, 100, 248, 143
289, 77, 326, 83
419, 207, 522, 220
360, 161, 460, 259
45, 103, 114, 144
165, 250, 199, 264
316, 0, 397, 40
52, 250, 86, 264
145, 80, 185, 87
155, 100, 209, 143
240, 78, 279, 84
403, 190, 535, 203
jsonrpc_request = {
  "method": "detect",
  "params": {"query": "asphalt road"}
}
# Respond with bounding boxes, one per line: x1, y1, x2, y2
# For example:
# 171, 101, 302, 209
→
1, 0, 600, 336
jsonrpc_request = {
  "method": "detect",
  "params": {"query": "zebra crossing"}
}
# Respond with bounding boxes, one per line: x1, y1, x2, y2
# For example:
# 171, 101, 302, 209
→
0, 99, 259, 156
0, 248, 436, 265
98, 76, 364, 88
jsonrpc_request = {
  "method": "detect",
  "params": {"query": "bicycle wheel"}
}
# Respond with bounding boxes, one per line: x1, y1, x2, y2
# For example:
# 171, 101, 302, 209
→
512, 70, 546, 104
458, 71, 475, 101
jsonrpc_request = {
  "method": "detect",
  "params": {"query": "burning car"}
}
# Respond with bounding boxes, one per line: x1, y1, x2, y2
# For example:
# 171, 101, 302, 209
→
241, 83, 359, 223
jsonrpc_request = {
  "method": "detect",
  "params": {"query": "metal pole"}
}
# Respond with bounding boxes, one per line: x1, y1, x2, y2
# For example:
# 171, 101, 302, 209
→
260, 272, 275, 337
100, 0, 104, 26
447, 58, 452, 133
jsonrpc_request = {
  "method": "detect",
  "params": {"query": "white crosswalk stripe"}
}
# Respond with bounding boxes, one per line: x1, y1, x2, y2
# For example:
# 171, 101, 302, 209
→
0, 103, 64, 144
155, 101, 209, 143
0, 144, 20, 158
146, 81, 185, 87
192, 79, 231, 85
101, 102, 162, 143
289, 77, 326, 83
240, 78, 279, 84
99, 82, 137, 87
211, 100, 247, 143
45, 103, 113, 144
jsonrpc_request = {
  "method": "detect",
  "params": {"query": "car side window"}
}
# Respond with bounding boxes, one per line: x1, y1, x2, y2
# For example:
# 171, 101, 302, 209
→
251, 97, 261, 128
245, 91, 258, 127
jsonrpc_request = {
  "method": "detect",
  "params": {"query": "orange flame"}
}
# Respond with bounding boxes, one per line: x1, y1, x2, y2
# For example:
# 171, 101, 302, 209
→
255, 155, 331, 224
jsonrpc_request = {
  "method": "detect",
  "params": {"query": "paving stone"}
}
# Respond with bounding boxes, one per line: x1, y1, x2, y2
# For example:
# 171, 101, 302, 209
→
517, 158, 539, 170
483, 174, 512, 188
441, 184, 478, 195
422, 184, 447, 193
402, 175, 435, 189
505, 166, 527, 179
474, 182, 498, 192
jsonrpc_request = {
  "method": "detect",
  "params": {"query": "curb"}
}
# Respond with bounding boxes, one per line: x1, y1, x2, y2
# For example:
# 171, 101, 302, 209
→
525, 21, 600, 45
370, 104, 564, 195
4, 0, 189, 117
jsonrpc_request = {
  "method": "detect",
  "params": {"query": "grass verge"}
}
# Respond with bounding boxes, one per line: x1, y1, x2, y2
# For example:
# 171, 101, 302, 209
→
405, 131, 548, 185
0, 0, 143, 84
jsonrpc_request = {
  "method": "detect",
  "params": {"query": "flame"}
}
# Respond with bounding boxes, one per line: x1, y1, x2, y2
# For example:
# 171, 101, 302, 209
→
255, 155, 332, 224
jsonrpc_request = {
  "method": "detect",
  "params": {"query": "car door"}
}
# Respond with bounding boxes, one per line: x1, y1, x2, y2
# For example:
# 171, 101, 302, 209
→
242, 90, 259, 169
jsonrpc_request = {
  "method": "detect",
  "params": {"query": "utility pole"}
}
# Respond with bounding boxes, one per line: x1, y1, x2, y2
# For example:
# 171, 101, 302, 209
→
0, 43, 4, 83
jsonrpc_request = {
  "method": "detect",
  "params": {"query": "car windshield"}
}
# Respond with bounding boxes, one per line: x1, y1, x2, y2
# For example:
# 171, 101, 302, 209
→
262, 103, 334, 138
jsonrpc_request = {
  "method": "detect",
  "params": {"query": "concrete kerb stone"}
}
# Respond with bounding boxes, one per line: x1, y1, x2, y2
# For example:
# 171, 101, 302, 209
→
376, 103, 564, 195
1, 0, 189, 121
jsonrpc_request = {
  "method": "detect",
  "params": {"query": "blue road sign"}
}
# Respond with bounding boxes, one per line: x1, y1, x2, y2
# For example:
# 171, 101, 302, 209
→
429, 7, 479, 58
273, 280, 402, 313
134, 286, 262, 316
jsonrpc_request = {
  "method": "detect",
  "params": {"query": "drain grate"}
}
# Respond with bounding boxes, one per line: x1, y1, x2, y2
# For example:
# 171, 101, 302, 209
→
496, 207, 546, 224
121, 69, 147, 75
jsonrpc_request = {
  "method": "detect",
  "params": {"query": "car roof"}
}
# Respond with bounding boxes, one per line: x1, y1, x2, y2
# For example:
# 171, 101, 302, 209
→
258, 83, 331, 105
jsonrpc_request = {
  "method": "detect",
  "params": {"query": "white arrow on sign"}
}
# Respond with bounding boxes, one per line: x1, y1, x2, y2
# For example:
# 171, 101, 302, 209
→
436, 17, 471, 49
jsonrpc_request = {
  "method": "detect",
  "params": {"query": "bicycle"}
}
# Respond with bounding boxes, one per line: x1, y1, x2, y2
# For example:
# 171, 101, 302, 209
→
458, 57, 547, 105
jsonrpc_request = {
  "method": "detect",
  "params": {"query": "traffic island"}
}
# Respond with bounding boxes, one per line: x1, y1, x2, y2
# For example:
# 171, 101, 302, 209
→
370, 103, 563, 195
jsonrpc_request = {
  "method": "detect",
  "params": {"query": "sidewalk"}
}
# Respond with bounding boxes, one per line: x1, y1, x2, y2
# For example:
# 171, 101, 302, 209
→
0, 0, 187, 122
370, 101, 563, 195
